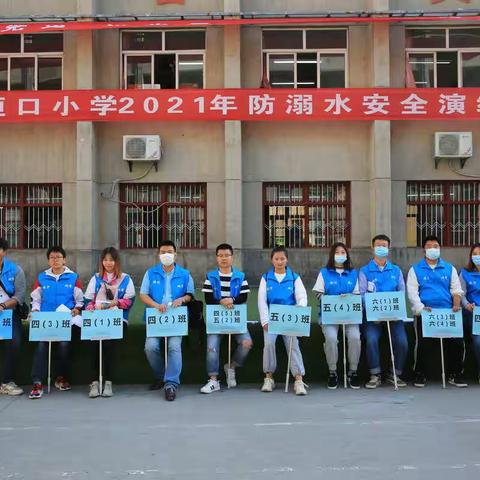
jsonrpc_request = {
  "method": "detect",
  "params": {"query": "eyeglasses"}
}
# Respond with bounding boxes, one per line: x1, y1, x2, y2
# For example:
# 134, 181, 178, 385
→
217, 254, 232, 259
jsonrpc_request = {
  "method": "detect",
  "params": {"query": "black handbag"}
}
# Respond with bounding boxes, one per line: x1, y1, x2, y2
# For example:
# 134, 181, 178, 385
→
0, 278, 29, 319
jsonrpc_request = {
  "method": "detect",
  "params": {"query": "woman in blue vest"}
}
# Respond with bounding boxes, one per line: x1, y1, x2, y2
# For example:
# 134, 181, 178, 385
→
29, 246, 84, 399
0, 238, 27, 397
200, 243, 252, 393
258, 246, 308, 395
84, 247, 135, 398
313, 242, 361, 389
459, 243, 480, 382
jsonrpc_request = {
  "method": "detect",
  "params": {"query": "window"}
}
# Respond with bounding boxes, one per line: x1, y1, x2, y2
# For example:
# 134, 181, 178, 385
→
0, 184, 62, 249
406, 28, 480, 87
121, 30, 205, 89
0, 34, 63, 90
120, 183, 206, 249
262, 29, 347, 88
263, 183, 350, 248
406, 182, 480, 247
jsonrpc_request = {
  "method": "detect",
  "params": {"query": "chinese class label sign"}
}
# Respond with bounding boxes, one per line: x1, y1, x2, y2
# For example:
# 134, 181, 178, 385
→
321, 294, 363, 325
205, 304, 248, 335
0, 310, 13, 340
29, 312, 72, 342
81, 310, 124, 340
421, 309, 463, 338
145, 307, 189, 337
268, 305, 311, 337
364, 291, 407, 322
0, 89, 478, 123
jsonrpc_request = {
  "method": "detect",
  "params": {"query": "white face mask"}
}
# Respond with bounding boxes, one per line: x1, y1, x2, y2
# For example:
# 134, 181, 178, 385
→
334, 254, 347, 265
159, 253, 175, 267
425, 248, 441, 261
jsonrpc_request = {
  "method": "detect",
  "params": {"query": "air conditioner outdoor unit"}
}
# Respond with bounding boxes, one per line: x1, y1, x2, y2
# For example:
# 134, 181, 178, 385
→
434, 132, 473, 169
123, 135, 161, 172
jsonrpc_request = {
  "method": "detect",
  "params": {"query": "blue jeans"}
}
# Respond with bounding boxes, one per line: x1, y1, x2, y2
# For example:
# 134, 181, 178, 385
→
463, 311, 480, 371
31, 341, 71, 384
144, 336, 182, 388
206, 332, 252, 376
364, 320, 408, 375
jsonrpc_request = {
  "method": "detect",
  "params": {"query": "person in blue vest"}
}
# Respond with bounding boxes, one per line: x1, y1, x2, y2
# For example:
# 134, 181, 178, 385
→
407, 235, 465, 388
359, 234, 408, 389
258, 246, 308, 395
84, 247, 135, 398
313, 242, 361, 389
0, 238, 27, 397
29, 246, 84, 399
200, 243, 252, 393
459, 243, 480, 383
140, 240, 195, 401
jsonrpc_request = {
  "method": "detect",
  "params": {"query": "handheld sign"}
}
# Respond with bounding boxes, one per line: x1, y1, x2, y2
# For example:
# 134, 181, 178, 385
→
268, 304, 311, 337
29, 312, 72, 342
146, 306, 188, 337
320, 294, 362, 325
0, 310, 13, 340
473, 307, 480, 336
365, 291, 407, 322
421, 309, 463, 338
81, 310, 124, 340
206, 304, 247, 335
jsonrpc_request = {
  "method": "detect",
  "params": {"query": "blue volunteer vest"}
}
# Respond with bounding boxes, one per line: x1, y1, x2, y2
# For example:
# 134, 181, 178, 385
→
206, 268, 245, 301
263, 267, 299, 306
0, 258, 17, 296
320, 267, 358, 295
147, 263, 191, 304
460, 268, 480, 306
38, 270, 78, 312
94, 273, 134, 320
412, 258, 453, 309
360, 260, 403, 292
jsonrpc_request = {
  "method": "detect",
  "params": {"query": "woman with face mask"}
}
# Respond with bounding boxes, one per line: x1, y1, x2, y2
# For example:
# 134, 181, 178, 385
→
459, 243, 480, 383
313, 242, 361, 389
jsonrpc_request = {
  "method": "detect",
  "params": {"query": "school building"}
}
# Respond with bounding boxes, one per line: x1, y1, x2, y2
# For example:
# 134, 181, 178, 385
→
1, 0, 480, 286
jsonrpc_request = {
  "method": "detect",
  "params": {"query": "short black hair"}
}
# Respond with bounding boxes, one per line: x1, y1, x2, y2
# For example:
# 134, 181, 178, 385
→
158, 240, 176, 252
271, 246, 288, 259
0, 238, 9, 251
372, 234, 391, 246
46, 245, 66, 259
216, 243, 233, 255
422, 235, 441, 248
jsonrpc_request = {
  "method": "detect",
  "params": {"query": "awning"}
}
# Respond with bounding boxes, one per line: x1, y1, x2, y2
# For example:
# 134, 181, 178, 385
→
0, 10, 480, 35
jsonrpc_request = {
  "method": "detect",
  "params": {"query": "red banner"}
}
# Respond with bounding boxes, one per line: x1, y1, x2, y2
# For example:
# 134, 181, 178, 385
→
0, 16, 480, 35
0, 89, 478, 123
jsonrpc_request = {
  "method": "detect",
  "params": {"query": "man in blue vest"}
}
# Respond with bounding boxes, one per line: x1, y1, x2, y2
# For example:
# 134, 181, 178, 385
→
0, 238, 26, 396
359, 234, 408, 389
140, 240, 195, 401
407, 235, 465, 388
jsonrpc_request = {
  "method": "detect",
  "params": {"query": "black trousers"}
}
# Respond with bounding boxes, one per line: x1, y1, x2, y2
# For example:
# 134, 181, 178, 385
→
414, 316, 465, 377
2, 310, 22, 383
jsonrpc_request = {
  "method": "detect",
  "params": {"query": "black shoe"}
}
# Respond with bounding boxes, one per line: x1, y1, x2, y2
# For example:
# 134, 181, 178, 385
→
348, 372, 360, 389
413, 373, 426, 388
327, 372, 338, 390
149, 380, 164, 391
165, 386, 176, 401
448, 374, 468, 388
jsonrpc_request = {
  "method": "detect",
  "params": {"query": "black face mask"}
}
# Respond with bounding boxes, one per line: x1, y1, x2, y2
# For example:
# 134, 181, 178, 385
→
105, 288, 114, 301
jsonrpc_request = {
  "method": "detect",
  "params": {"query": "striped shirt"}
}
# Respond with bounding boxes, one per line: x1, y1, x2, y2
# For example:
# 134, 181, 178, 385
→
202, 271, 250, 305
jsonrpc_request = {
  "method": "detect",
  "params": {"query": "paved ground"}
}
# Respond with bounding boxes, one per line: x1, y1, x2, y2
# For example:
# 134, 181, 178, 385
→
1, 383, 479, 480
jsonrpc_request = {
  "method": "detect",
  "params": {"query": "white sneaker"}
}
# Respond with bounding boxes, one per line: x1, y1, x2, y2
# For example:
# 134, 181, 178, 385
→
261, 377, 275, 392
89, 381, 100, 398
200, 379, 220, 394
102, 381, 113, 397
294, 379, 308, 396
224, 364, 237, 388
0, 382, 23, 396
365, 375, 381, 389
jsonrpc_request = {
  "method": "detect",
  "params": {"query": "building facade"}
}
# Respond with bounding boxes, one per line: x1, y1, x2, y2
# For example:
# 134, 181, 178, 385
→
1, 0, 480, 286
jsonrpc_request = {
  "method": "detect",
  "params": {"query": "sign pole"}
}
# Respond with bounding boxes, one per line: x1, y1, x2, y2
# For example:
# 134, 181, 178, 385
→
47, 341, 52, 394
343, 324, 347, 389
228, 333, 232, 389
285, 336, 293, 393
164, 337, 168, 370
440, 338, 446, 389
99, 339, 103, 394
386, 320, 398, 391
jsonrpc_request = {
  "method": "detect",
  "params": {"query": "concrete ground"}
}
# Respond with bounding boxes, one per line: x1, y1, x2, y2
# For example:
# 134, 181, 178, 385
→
0, 383, 479, 480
